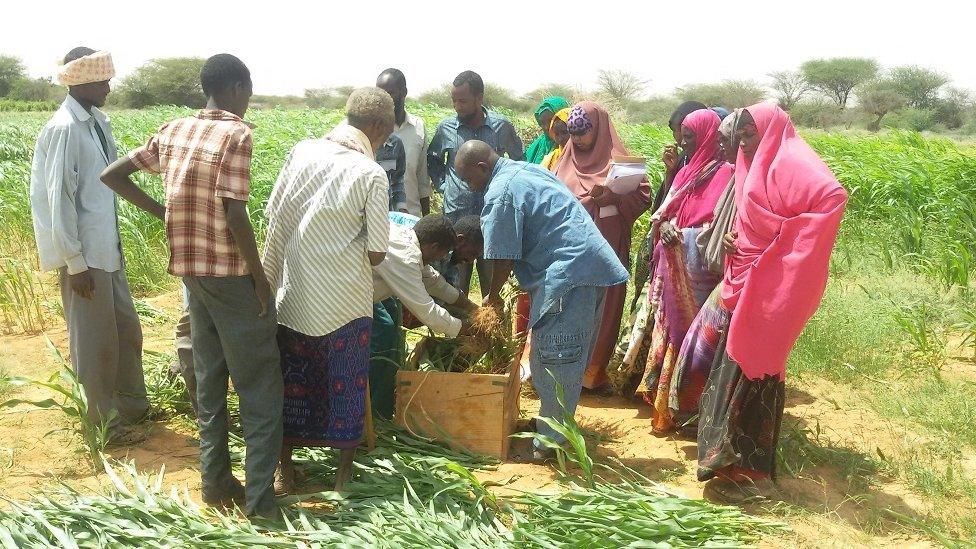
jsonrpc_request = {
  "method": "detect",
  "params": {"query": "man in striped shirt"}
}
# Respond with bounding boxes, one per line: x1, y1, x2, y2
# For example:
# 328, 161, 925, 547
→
263, 88, 393, 494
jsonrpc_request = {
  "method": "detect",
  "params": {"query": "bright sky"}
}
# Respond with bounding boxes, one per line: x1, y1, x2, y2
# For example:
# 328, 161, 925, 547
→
3, 0, 970, 98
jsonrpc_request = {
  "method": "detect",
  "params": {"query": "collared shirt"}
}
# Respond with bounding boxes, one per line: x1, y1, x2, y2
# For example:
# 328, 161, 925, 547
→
375, 134, 407, 211
30, 95, 122, 274
372, 221, 461, 337
427, 107, 524, 216
263, 128, 389, 337
128, 109, 253, 277
481, 158, 629, 327
394, 113, 431, 217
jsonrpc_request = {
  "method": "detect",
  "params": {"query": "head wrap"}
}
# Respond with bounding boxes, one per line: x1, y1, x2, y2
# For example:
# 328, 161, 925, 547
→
718, 108, 741, 138
533, 96, 570, 125
662, 109, 732, 227
525, 96, 572, 164
668, 101, 707, 130
58, 51, 115, 86
710, 106, 731, 120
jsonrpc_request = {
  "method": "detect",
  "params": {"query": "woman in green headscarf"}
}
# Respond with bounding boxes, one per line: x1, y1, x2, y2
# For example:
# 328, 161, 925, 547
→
525, 96, 570, 164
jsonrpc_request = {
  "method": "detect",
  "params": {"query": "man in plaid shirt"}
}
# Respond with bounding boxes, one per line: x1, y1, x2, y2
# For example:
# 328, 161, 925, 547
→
101, 54, 281, 519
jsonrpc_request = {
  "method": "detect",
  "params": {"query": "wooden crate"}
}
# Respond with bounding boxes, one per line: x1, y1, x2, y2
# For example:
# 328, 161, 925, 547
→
395, 346, 521, 458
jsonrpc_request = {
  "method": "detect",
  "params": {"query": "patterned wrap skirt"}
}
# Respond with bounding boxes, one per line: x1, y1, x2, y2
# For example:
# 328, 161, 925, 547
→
279, 318, 372, 449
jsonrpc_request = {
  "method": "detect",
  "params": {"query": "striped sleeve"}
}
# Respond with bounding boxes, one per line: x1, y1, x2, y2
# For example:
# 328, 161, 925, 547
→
365, 171, 389, 254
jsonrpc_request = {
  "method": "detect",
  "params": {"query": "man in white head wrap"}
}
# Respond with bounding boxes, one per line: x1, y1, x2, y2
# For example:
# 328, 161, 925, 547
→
29, 46, 149, 445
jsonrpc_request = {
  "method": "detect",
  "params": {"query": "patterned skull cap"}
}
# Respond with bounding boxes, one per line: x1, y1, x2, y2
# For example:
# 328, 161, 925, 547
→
566, 105, 593, 135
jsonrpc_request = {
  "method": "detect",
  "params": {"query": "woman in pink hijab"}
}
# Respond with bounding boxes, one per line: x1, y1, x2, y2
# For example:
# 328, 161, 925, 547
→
697, 102, 847, 503
555, 102, 651, 391
631, 109, 733, 434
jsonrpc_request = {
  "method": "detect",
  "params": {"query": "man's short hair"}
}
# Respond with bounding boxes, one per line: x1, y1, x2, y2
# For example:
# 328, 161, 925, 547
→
414, 214, 456, 250
346, 87, 395, 130
377, 68, 406, 89
63, 47, 96, 64
452, 71, 484, 95
200, 54, 251, 97
452, 215, 483, 245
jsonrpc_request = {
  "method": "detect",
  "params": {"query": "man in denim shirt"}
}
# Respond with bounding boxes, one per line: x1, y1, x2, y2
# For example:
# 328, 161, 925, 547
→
428, 70, 523, 296
454, 140, 628, 462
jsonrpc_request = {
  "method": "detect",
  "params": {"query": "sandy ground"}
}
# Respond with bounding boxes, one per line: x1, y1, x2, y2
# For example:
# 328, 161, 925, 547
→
0, 290, 938, 547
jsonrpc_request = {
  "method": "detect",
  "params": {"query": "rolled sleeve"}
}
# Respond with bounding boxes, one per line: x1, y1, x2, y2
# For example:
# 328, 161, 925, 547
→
214, 128, 252, 202
481, 200, 523, 260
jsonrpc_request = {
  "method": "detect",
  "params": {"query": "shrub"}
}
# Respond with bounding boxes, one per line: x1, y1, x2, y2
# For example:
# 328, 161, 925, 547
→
884, 108, 938, 132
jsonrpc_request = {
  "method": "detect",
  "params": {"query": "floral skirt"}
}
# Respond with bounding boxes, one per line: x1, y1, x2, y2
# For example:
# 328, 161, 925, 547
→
279, 318, 372, 449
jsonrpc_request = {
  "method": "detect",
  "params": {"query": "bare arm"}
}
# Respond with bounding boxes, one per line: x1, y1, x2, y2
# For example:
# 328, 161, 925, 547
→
100, 157, 166, 221
484, 259, 514, 309
223, 198, 271, 316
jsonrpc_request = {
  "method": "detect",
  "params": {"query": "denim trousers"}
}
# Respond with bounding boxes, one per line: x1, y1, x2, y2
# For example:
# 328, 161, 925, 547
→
529, 285, 606, 447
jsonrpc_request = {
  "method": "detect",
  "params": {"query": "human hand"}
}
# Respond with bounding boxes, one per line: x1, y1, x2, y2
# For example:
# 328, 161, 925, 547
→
662, 145, 679, 173
722, 231, 738, 254
253, 274, 272, 317
69, 270, 95, 299
659, 221, 681, 247
589, 185, 618, 207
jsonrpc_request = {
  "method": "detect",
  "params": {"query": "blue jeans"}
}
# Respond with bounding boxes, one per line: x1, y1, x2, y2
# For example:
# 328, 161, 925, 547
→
529, 285, 606, 447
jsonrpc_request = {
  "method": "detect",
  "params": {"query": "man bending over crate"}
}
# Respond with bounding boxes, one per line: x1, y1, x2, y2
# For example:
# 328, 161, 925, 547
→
368, 213, 483, 419
455, 140, 629, 463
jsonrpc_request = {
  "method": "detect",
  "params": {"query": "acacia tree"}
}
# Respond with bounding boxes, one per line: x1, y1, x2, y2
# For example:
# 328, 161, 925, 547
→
858, 79, 907, 131
768, 70, 809, 111
887, 65, 949, 109
800, 57, 879, 107
597, 69, 647, 105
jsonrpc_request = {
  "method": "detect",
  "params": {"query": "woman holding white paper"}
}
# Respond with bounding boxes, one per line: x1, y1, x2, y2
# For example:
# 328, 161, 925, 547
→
554, 101, 651, 392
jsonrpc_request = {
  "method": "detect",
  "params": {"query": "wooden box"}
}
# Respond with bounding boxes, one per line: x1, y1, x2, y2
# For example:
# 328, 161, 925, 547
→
395, 349, 522, 459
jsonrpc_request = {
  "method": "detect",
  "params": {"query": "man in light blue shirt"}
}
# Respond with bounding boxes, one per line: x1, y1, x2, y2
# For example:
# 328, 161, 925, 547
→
454, 140, 628, 461
427, 70, 523, 296
29, 47, 148, 444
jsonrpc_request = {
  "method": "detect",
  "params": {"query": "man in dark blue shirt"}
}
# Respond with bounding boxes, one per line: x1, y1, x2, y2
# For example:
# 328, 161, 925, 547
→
427, 70, 523, 296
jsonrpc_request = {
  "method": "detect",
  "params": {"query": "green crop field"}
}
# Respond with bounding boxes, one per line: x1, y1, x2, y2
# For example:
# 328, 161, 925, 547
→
2, 103, 976, 545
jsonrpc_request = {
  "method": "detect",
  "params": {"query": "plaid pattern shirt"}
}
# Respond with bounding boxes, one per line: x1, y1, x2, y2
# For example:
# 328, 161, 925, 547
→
129, 110, 253, 277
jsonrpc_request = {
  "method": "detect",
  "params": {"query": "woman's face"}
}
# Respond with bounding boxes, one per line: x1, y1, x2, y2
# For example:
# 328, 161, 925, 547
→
670, 123, 681, 143
570, 128, 597, 151
551, 118, 570, 147
538, 110, 554, 134
679, 126, 697, 157
719, 134, 737, 164
736, 110, 760, 161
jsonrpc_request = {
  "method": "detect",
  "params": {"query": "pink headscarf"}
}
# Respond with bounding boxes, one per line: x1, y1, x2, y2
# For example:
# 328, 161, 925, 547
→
662, 109, 733, 228
721, 101, 848, 380
556, 101, 630, 194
